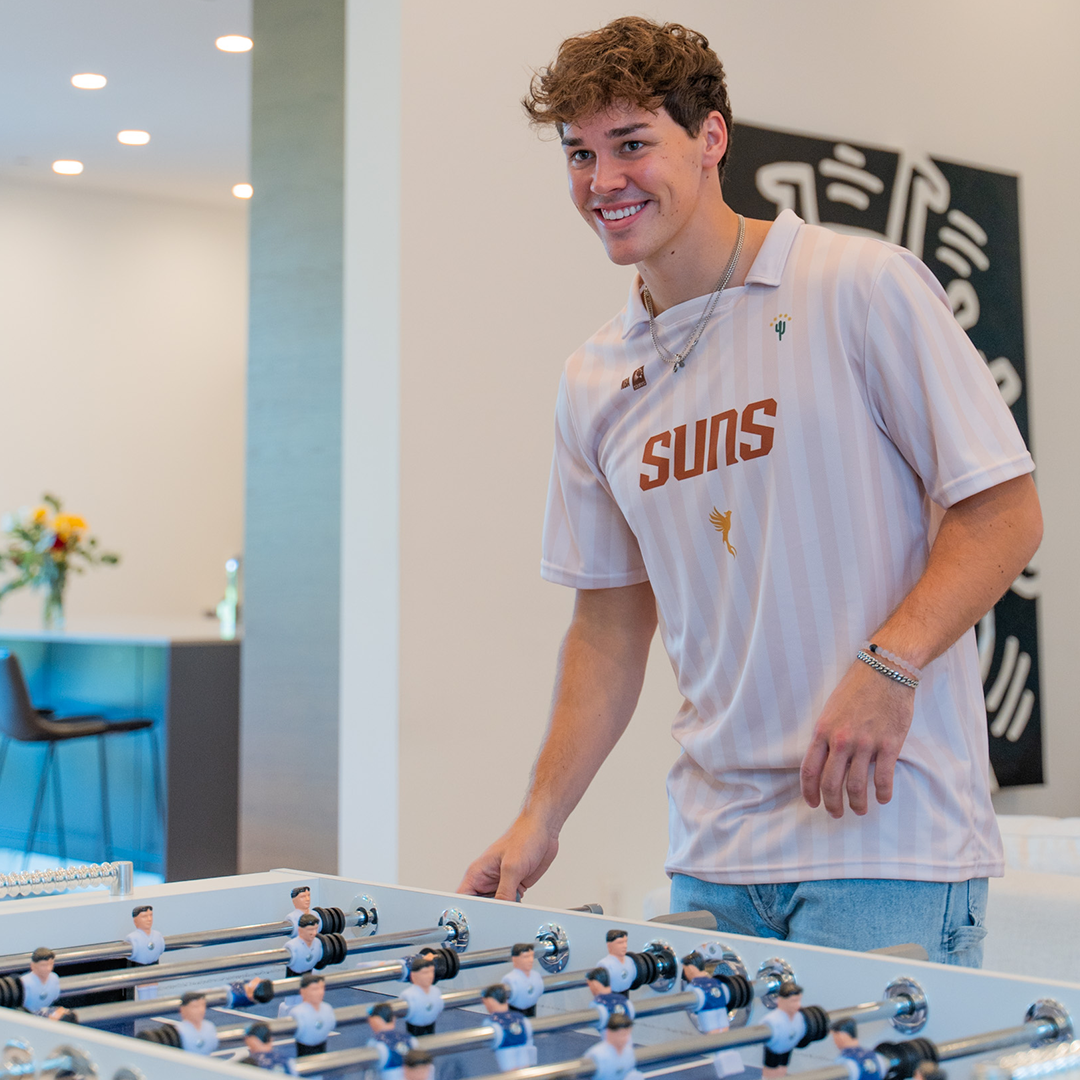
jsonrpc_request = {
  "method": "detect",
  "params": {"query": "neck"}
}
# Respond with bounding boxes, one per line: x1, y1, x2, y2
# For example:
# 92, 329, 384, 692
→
638, 203, 748, 315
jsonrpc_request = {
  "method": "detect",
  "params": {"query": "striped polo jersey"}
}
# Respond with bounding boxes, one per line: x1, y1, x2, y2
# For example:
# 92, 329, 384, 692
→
541, 210, 1032, 883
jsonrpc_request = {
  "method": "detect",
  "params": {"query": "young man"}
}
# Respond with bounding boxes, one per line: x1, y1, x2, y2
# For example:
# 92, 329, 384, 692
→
459, 15, 1041, 965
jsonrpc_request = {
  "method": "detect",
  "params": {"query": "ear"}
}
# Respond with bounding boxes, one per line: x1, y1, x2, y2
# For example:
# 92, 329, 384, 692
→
699, 111, 728, 169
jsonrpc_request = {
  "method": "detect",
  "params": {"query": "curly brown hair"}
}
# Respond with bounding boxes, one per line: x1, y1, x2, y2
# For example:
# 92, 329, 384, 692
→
523, 17, 734, 182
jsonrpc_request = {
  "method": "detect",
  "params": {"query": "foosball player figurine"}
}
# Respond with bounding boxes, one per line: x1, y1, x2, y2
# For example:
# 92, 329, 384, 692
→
403, 1049, 435, 1080
914, 1063, 947, 1080
286, 913, 325, 976
830, 1019, 888, 1080
762, 984, 807, 1079
398, 953, 444, 1037
176, 991, 220, 1055
585, 1013, 643, 1080
290, 972, 337, 1057
17, 948, 71, 1020
126, 904, 165, 964
482, 984, 538, 1071
680, 952, 743, 1077
287, 886, 322, 935
239, 1021, 291, 1071
227, 977, 276, 1009
501, 942, 544, 1017
597, 930, 636, 995
368, 1002, 416, 1080
586, 967, 635, 1029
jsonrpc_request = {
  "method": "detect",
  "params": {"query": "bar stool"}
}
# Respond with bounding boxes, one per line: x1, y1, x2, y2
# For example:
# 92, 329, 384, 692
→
0, 649, 163, 866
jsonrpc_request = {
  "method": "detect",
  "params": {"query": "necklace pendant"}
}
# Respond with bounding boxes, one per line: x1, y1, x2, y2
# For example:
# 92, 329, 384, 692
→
673, 357, 685, 372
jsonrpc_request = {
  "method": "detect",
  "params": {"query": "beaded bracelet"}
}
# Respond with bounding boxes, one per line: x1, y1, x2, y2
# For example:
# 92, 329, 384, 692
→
856, 650, 919, 689
862, 641, 923, 681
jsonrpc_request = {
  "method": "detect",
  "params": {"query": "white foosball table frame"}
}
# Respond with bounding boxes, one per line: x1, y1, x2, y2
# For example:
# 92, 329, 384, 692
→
1, 868, 1078, 1080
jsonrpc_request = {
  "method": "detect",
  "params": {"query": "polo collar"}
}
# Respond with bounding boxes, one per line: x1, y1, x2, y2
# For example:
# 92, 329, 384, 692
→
621, 208, 804, 338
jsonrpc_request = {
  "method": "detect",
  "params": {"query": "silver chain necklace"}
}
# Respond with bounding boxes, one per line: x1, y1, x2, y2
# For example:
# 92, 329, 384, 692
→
641, 213, 745, 373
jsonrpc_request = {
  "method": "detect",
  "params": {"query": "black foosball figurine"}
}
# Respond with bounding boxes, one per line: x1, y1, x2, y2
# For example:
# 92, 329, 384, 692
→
482, 983, 537, 1071
367, 1001, 417, 1080
680, 951, 743, 1077
239, 1021, 291, 1071
586, 967, 634, 1030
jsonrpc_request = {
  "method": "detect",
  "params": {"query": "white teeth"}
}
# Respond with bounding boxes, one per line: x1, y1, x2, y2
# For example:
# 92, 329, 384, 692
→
600, 203, 645, 221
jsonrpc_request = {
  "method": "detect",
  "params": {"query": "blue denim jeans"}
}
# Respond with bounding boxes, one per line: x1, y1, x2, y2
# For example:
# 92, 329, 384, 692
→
670, 874, 988, 967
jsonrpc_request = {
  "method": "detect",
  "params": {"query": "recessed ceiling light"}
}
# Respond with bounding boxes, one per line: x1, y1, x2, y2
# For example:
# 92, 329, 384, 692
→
118, 130, 151, 146
71, 73, 107, 90
232, 183, 253, 199
52, 161, 84, 175
216, 35, 253, 53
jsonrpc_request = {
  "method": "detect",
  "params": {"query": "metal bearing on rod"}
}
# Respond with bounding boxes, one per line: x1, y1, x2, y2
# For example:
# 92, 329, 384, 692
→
536, 923, 569, 973
756, 956, 796, 1009
354, 894, 379, 935
438, 908, 470, 953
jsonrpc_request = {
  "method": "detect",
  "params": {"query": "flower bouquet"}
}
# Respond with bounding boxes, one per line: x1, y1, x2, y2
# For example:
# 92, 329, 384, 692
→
0, 494, 120, 629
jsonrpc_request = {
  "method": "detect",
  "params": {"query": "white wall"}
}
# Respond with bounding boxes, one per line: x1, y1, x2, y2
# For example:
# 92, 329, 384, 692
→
0, 180, 248, 629
347, 0, 1080, 919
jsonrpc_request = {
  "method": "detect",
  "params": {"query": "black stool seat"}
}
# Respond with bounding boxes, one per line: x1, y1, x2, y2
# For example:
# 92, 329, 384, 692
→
31, 715, 155, 740
0, 649, 162, 866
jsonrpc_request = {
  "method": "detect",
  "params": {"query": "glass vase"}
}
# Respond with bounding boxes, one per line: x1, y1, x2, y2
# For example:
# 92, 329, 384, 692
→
42, 586, 65, 631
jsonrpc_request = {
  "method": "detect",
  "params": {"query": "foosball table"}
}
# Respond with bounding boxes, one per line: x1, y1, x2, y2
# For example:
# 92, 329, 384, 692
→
0, 864, 1078, 1080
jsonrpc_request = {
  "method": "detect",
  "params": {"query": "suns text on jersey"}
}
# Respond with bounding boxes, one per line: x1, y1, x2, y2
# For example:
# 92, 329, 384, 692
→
639, 397, 777, 491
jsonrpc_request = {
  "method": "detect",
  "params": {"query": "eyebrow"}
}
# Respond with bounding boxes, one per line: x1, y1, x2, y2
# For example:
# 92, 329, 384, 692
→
561, 122, 652, 147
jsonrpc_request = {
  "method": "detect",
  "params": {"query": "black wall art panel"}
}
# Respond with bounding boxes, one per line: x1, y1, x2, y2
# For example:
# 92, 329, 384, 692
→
725, 124, 1042, 787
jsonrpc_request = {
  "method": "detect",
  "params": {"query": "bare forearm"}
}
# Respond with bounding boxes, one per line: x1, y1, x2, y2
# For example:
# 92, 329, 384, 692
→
523, 584, 657, 831
458, 581, 656, 898
870, 474, 1042, 669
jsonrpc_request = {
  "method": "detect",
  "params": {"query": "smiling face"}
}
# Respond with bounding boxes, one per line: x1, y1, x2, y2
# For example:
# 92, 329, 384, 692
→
562, 104, 727, 269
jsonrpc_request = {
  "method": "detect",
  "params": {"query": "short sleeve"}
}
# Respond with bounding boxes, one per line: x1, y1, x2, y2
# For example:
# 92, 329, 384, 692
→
862, 251, 1033, 507
540, 373, 649, 588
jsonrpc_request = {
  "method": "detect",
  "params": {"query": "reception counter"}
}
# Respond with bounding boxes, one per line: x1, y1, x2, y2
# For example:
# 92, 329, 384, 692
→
0, 619, 239, 881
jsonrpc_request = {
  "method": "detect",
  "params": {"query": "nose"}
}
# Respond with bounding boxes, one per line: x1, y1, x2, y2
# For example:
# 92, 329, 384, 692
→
590, 153, 627, 196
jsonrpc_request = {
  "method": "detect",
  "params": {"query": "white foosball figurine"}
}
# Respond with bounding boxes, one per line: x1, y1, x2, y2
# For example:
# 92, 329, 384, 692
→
681, 951, 743, 1077
483, 984, 538, 1071
287, 885, 323, 935
176, 991, 219, 1055
398, 953, 444, 1036
501, 942, 545, 1016
596, 930, 636, 995
20, 947, 61, 1016
762, 983, 806, 1079
289, 972, 337, 1057
586, 1013, 644, 1080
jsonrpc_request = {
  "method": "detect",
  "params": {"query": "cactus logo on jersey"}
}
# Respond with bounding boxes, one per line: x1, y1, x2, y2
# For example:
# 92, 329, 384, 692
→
770, 313, 792, 341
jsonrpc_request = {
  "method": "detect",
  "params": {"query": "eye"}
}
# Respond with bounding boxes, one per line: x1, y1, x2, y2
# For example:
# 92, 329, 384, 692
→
567, 149, 593, 165
621, 140, 645, 153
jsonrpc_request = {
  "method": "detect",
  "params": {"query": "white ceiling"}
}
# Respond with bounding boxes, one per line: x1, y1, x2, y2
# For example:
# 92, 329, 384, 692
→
0, 0, 252, 206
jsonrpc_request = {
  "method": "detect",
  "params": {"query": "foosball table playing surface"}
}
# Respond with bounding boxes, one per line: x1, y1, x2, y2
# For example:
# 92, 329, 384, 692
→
1, 867, 1078, 1080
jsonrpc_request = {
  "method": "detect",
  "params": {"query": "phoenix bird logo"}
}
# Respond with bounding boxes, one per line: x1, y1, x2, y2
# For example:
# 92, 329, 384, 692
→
709, 508, 737, 557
